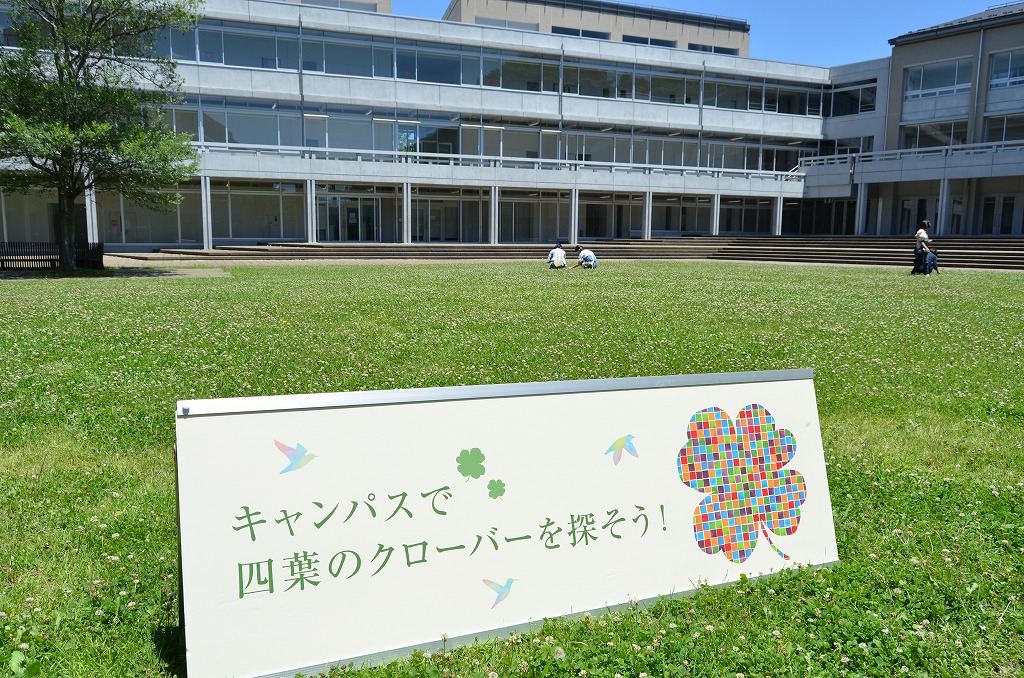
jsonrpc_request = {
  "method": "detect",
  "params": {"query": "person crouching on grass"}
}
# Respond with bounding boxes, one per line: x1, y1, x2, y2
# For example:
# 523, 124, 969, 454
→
547, 242, 567, 269
571, 244, 598, 269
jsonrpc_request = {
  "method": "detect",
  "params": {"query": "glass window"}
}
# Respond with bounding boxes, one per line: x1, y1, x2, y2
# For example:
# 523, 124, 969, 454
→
714, 82, 747, 110
304, 118, 326, 147
462, 54, 481, 85
585, 135, 612, 162
922, 61, 956, 90
579, 66, 614, 98
396, 49, 415, 79
542, 62, 560, 92
651, 74, 686, 104
374, 47, 393, 78
373, 121, 395, 151
175, 109, 199, 139
482, 55, 501, 87
325, 41, 373, 76
562, 65, 578, 94
277, 37, 298, 70
302, 40, 324, 71
860, 86, 876, 112
992, 52, 1012, 82
199, 29, 223, 63
503, 129, 539, 158
418, 51, 461, 85
777, 88, 806, 115
226, 111, 278, 145
502, 59, 542, 91
223, 32, 276, 68
328, 118, 373, 150
616, 70, 633, 98
171, 29, 196, 61
634, 70, 650, 100
279, 115, 301, 147
203, 111, 227, 143
1007, 115, 1024, 141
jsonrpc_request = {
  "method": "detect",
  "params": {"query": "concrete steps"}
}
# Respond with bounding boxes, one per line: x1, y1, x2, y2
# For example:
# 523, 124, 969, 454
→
151, 236, 1024, 270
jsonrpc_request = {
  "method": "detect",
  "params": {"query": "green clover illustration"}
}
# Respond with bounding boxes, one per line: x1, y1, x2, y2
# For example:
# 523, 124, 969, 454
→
487, 479, 506, 499
456, 447, 486, 479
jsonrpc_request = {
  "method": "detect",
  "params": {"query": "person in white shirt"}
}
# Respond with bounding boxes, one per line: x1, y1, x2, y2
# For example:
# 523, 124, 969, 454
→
912, 220, 938, 275
546, 243, 567, 269
571, 244, 598, 269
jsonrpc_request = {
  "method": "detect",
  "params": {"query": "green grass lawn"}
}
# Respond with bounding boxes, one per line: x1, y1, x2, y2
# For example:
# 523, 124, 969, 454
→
1, 261, 1022, 677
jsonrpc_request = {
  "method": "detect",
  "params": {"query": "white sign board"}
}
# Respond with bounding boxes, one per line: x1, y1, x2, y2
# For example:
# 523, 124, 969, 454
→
175, 370, 838, 678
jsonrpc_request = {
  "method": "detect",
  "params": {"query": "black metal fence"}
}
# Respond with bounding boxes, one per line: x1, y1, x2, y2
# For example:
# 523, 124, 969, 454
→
0, 242, 105, 270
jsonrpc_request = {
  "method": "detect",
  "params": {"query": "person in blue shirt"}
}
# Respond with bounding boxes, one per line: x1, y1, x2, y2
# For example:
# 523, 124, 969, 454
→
571, 244, 598, 269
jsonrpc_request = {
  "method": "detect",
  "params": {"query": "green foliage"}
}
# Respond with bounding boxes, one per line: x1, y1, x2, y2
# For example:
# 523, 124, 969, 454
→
0, 0, 201, 269
0, 261, 1022, 676
456, 448, 487, 480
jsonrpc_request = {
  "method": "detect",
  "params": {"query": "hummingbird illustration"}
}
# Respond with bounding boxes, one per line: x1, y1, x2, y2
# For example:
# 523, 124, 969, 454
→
605, 434, 638, 465
274, 439, 317, 474
482, 578, 516, 608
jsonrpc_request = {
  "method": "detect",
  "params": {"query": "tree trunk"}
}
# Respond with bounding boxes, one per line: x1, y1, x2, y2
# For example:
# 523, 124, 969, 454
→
57, 189, 79, 272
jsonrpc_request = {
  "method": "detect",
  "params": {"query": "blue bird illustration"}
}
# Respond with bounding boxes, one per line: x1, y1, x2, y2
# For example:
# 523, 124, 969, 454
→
605, 434, 638, 465
274, 439, 317, 474
482, 578, 516, 608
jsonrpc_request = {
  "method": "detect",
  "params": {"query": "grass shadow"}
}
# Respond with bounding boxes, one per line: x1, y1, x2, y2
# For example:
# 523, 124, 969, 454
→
152, 624, 187, 677
0, 267, 218, 279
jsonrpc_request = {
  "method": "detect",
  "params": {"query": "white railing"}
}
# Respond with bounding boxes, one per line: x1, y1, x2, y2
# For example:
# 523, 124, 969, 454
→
196, 143, 805, 182
799, 139, 1024, 168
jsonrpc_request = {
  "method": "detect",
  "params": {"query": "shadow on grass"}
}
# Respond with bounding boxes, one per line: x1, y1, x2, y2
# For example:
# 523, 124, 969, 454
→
153, 624, 187, 677
0, 267, 216, 279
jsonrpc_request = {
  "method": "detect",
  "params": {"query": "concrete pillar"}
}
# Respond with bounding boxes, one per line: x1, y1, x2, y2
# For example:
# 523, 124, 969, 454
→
85, 185, 99, 243
937, 178, 952, 237
854, 182, 868, 236
642, 191, 653, 240
771, 196, 783, 236
711, 193, 721, 236
402, 182, 412, 244
305, 179, 317, 243
489, 186, 499, 244
200, 176, 213, 250
570, 188, 579, 245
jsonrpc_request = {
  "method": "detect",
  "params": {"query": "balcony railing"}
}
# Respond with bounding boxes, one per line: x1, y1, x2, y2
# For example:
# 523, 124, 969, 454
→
196, 143, 805, 182
799, 139, 1024, 168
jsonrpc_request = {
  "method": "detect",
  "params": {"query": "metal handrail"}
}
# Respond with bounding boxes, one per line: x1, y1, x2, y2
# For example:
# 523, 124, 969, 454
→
196, 142, 805, 182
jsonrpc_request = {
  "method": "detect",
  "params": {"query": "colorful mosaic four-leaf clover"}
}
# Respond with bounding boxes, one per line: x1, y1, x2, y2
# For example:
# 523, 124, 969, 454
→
677, 404, 807, 563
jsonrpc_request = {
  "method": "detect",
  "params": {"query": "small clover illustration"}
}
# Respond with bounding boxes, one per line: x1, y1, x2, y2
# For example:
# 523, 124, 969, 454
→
487, 479, 506, 499
677, 404, 807, 563
456, 447, 486, 480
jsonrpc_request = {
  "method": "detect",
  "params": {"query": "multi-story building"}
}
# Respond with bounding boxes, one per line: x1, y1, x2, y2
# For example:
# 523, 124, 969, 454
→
1, 0, 1022, 250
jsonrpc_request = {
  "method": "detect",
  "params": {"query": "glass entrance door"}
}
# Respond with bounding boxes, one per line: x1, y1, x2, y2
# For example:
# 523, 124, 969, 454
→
317, 196, 381, 242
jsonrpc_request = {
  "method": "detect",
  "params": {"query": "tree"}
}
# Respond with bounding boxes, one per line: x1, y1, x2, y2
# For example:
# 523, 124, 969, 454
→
0, 0, 201, 270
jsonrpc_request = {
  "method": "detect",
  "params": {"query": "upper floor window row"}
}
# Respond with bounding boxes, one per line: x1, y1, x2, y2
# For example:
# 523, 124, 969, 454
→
552, 25, 611, 40
154, 23, 825, 116
474, 17, 540, 31
990, 49, 1024, 89
623, 35, 677, 48
688, 43, 740, 57
904, 59, 973, 99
